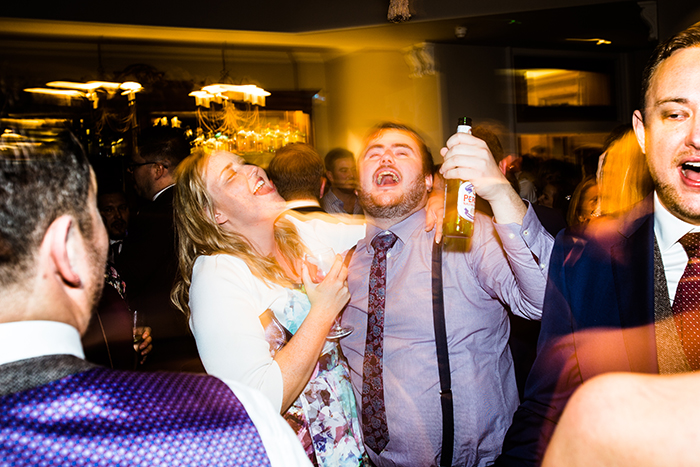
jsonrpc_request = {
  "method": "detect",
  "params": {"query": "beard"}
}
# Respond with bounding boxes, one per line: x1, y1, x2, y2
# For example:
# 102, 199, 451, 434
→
358, 175, 427, 220
655, 178, 700, 223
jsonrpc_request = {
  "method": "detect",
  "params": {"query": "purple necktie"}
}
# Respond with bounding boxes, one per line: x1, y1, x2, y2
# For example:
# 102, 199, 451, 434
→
362, 231, 398, 453
672, 232, 700, 369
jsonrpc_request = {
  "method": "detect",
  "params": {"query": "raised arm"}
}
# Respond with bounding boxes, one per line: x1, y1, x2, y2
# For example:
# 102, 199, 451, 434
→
439, 131, 527, 226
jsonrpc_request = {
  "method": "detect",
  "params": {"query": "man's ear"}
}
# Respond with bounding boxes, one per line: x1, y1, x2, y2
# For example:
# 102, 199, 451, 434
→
499, 154, 518, 176
633, 110, 646, 154
325, 170, 334, 184
46, 216, 81, 287
425, 173, 434, 193
153, 162, 168, 181
320, 177, 328, 199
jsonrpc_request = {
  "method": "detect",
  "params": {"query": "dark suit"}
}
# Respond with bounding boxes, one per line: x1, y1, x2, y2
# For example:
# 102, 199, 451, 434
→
82, 277, 136, 370
476, 199, 566, 400
117, 186, 203, 372
497, 195, 658, 466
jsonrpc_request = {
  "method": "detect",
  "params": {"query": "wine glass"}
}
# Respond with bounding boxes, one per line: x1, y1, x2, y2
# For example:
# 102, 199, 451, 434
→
304, 247, 354, 339
132, 309, 149, 365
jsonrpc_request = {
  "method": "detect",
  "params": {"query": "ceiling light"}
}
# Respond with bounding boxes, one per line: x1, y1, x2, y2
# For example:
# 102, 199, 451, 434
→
566, 38, 612, 45
47, 81, 122, 91
190, 84, 270, 107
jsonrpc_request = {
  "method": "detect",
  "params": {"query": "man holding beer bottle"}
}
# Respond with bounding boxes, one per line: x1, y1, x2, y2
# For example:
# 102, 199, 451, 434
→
340, 121, 554, 467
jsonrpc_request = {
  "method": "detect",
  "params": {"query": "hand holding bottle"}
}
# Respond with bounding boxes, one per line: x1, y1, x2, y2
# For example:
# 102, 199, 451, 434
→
440, 123, 527, 226
439, 129, 512, 205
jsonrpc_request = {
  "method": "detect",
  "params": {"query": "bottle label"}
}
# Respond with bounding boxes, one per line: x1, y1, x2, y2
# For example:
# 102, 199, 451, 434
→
457, 181, 476, 222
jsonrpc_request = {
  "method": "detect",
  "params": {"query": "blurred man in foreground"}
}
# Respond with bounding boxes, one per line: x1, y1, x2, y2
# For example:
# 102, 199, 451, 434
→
498, 21, 700, 465
542, 371, 700, 467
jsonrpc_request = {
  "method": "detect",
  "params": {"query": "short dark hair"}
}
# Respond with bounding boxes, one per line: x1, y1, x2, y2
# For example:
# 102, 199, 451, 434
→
267, 143, 325, 201
0, 128, 94, 286
324, 147, 354, 172
639, 22, 700, 117
138, 126, 191, 169
363, 122, 434, 175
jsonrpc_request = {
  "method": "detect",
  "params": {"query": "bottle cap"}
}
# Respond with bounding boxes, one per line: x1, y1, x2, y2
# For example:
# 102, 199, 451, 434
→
457, 116, 472, 127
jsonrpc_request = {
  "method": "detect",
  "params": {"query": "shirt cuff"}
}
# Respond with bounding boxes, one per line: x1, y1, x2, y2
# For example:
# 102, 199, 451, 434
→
493, 201, 542, 250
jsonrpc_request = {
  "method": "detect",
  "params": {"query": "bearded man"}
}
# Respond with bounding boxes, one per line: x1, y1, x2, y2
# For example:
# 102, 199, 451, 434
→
340, 122, 553, 466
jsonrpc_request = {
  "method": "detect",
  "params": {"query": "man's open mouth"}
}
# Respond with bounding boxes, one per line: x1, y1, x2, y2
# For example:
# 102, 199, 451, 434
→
682, 161, 700, 182
375, 170, 400, 186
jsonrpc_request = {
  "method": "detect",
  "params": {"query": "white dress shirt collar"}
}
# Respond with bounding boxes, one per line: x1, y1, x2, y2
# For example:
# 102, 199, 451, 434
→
654, 192, 700, 254
152, 184, 175, 201
0, 320, 84, 367
286, 199, 321, 210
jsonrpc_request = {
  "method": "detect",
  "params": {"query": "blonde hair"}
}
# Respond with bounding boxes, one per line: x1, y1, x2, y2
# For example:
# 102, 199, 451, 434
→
597, 129, 653, 216
171, 149, 305, 319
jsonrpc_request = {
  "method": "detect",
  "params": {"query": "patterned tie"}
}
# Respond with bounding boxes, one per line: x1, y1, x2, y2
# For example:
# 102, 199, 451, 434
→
672, 232, 700, 369
362, 231, 398, 453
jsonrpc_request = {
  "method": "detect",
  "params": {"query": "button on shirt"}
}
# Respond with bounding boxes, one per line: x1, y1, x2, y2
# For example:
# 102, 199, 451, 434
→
341, 206, 553, 467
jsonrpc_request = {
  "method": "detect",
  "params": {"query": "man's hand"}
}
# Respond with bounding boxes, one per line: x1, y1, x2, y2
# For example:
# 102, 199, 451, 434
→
425, 172, 445, 243
440, 132, 526, 225
134, 326, 153, 364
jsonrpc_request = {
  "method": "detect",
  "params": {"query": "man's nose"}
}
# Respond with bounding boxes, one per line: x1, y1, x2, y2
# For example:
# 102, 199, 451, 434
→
688, 113, 700, 150
380, 150, 394, 164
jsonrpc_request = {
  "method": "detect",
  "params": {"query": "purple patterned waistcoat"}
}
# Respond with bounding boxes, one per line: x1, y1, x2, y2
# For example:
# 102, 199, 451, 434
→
0, 356, 271, 466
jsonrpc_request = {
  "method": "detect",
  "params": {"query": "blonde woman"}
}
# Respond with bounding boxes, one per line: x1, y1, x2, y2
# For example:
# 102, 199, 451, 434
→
172, 149, 366, 466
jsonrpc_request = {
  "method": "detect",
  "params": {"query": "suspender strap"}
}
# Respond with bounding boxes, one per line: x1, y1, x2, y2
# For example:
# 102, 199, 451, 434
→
344, 245, 357, 268
432, 239, 453, 466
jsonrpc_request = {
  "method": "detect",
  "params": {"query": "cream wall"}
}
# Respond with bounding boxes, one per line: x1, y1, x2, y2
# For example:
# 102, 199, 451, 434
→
322, 49, 443, 163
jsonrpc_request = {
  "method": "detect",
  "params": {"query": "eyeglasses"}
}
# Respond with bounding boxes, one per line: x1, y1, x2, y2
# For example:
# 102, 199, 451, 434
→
126, 161, 158, 173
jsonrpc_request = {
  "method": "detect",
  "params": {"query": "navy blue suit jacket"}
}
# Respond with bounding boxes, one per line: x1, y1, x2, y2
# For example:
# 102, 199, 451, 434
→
497, 195, 659, 466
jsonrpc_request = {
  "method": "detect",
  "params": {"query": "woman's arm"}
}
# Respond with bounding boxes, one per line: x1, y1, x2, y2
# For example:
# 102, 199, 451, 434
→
273, 256, 350, 411
189, 254, 349, 413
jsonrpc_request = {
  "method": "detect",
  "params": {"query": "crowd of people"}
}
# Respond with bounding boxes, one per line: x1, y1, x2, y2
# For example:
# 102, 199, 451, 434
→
2, 20, 700, 467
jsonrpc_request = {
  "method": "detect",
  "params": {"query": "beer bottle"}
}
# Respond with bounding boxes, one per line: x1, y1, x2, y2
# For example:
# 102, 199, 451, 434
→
443, 117, 475, 238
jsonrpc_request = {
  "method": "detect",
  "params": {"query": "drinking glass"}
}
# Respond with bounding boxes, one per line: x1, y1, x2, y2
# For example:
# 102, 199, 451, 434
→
304, 248, 353, 339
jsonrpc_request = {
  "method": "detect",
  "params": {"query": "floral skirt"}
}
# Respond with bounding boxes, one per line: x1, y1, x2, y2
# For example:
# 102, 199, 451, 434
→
284, 342, 366, 467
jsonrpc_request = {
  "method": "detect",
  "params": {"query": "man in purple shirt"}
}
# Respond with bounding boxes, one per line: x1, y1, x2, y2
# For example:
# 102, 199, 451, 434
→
340, 122, 554, 466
